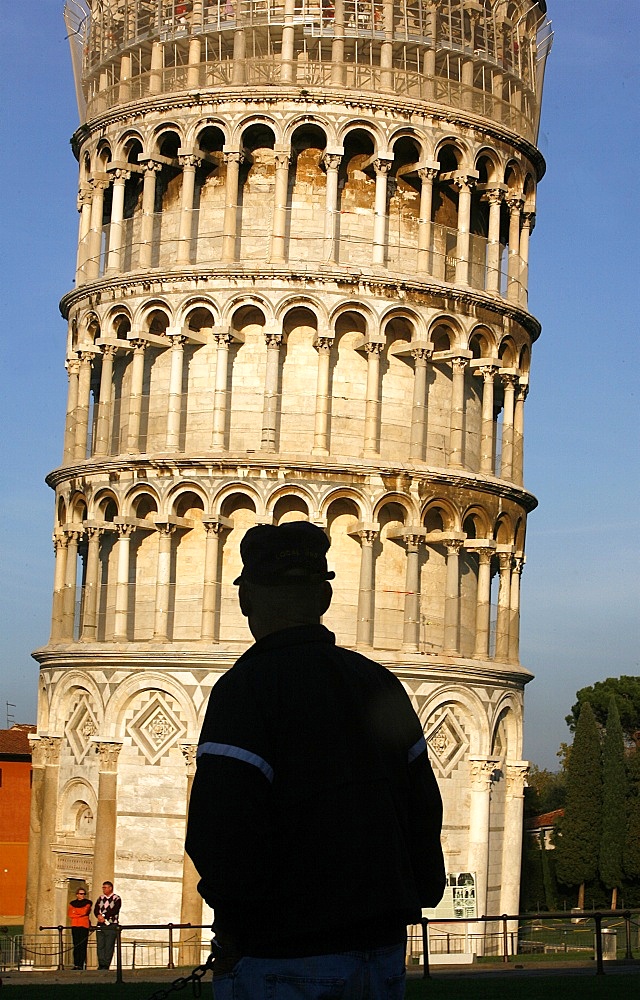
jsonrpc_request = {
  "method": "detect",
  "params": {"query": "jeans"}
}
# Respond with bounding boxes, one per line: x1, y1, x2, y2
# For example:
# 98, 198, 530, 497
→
96, 923, 118, 969
212, 943, 406, 999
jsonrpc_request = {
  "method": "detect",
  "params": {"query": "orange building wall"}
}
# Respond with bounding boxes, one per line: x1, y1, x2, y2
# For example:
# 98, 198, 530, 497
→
0, 759, 32, 923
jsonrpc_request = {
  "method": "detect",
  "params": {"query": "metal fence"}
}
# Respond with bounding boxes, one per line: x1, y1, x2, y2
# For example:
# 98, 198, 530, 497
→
3, 911, 637, 978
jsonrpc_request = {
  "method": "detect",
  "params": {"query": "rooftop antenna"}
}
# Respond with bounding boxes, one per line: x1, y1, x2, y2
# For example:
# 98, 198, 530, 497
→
6, 702, 16, 728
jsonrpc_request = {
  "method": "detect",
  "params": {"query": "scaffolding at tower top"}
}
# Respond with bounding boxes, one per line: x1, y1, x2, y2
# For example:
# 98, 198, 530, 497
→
64, 0, 552, 141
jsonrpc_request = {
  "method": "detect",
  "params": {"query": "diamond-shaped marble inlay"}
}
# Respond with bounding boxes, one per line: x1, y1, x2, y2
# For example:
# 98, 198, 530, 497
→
128, 694, 186, 764
66, 698, 99, 763
426, 710, 467, 777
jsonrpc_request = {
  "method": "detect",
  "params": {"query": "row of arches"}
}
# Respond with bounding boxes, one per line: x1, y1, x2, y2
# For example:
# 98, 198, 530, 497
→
76, 118, 536, 306
51, 486, 527, 663
64, 299, 531, 482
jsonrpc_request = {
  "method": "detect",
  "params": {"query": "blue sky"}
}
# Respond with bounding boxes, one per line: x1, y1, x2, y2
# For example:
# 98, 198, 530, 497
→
1, 2, 638, 770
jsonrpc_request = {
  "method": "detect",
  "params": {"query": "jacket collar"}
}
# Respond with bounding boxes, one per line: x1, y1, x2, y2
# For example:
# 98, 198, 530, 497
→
244, 624, 336, 658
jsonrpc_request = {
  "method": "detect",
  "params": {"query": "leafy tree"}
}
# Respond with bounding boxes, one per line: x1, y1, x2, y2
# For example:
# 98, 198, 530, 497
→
566, 676, 640, 746
525, 765, 566, 816
540, 838, 559, 911
599, 698, 627, 908
554, 701, 602, 908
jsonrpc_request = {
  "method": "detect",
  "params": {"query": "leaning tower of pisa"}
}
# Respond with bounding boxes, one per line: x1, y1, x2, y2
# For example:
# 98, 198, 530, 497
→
26, 0, 551, 947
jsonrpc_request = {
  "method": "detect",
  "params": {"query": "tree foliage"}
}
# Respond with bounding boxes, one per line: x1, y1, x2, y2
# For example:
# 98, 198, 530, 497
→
599, 698, 626, 900
554, 701, 602, 890
625, 743, 640, 880
525, 765, 566, 817
566, 676, 640, 746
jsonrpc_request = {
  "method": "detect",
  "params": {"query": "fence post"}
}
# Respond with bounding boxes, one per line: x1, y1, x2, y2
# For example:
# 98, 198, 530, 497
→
116, 925, 123, 983
594, 913, 604, 976
623, 910, 632, 960
502, 914, 509, 963
421, 919, 430, 979
57, 925, 64, 971
168, 922, 175, 969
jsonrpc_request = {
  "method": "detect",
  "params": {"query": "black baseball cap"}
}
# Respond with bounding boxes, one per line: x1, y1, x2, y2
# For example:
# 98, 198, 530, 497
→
233, 522, 335, 586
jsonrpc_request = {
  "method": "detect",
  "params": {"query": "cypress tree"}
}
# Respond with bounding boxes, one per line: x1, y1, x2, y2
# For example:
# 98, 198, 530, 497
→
624, 745, 640, 881
554, 701, 602, 908
600, 697, 626, 908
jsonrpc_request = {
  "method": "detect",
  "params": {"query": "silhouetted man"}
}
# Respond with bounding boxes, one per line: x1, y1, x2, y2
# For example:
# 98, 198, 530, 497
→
186, 521, 445, 999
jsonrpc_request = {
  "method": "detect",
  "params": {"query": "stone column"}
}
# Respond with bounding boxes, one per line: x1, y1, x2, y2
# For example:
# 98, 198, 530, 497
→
513, 381, 528, 486
499, 372, 518, 480
261, 333, 283, 452
477, 365, 498, 474
187, 36, 201, 88
454, 175, 476, 285
372, 159, 392, 266
423, 3, 437, 99
91, 741, 122, 894
519, 212, 535, 306
495, 551, 512, 661
402, 533, 423, 650
417, 166, 438, 273
483, 188, 504, 293
222, 151, 243, 262
75, 350, 95, 461
87, 177, 109, 281
363, 342, 383, 455
149, 40, 163, 94
448, 356, 468, 468
202, 521, 226, 640
330, 0, 345, 86
472, 548, 493, 659
126, 340, 146, 453
23, 737, 46, 938
139, 161, 161, 269
211, 331, 233, 448
467, 756, 499, 920
50, 534, 68, 640
409, 348, 431, 461
62, 528, 83, 640
177, 154, 201, 265
179, 745, 202, 964
232, 24, 246, 84
379, 0, 395, 90
312, 337, 333, 455
270, 151, 291, 264
355, 528, 377, 647
33, 737, 62, 932
500, 762, 528, 932
63, 358, 81, 464
75, 186, 93, 284
154, 523, 176, 640
443, 539, 463, 654
322, 153, 341, 262
95, 344, 117, 456
506, 196, 524, 303
281, 0, 296, 83
106, 168, 130, 273
508, 556, 524, 663
81, 526, 102, 641
113, 524, 134, 640
166, 333, 186, 450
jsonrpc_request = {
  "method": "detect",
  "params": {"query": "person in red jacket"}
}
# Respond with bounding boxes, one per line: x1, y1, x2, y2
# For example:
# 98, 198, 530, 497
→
68, 887, 92, 970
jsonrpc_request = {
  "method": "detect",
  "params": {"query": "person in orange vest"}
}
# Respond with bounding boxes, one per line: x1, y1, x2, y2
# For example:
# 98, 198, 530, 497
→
68, 887, 92, 970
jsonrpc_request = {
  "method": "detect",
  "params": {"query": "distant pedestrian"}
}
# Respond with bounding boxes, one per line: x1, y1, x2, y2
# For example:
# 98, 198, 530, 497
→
68, 887, 92, 970
93, 880, 121, 970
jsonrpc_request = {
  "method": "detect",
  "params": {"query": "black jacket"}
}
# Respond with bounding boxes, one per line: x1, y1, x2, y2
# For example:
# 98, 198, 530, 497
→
186, 625, 445, 956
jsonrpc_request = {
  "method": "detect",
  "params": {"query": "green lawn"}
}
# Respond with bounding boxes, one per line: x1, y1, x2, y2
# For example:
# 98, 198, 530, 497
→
0, 974, 636, 1000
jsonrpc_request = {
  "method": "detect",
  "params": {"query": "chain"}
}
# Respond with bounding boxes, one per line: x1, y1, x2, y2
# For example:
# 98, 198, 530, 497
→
145, 952, 217, 1000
